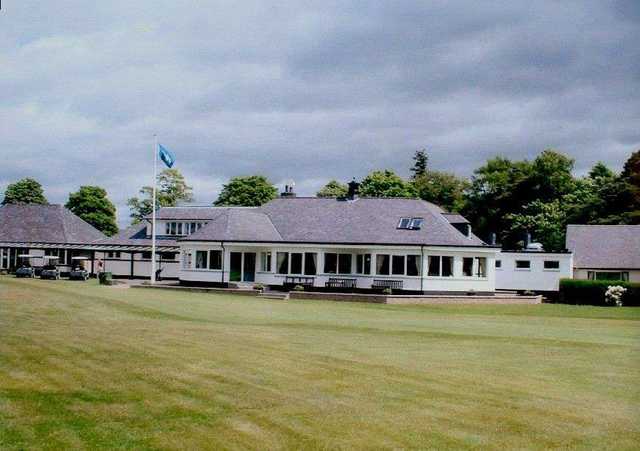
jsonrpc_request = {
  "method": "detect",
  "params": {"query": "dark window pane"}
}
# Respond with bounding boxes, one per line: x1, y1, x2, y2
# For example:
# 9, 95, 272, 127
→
338, 254, 352, 274
324, 253, 337, 274
544, 260, 559, 269
304, 253, 317, 275
442, 256, 453, 277
356, 255, 363, 274
376, 254, 390, 275
364, 254, 372, 275
495, 260, 502, 268
209, 251, 222, 270
516, 260, 530, 269
290, 253, 303, 274
392, 255, 405, 275
463, 257, 473, 276
196, 251, 207, 269
428, 256, 440, 276
476, 257, 487, 277
407, 255, 420, 276
277, 252, 289, 274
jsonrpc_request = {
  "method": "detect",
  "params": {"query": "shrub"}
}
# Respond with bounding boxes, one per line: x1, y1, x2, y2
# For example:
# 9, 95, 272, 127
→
253, 283, 264, 291
382, 287, 393, 295
558, 279, 640, 306
605, 285, 627, 307
293, 284, 305, 292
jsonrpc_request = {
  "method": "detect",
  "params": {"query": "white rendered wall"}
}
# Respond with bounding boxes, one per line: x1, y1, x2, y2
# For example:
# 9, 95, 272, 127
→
495, 252, 573, 291
178, 242, 498, 292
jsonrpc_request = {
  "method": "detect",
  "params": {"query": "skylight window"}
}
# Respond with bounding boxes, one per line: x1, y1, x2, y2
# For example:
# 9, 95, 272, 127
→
397, 218, 412, 229
397, 217, 424, 230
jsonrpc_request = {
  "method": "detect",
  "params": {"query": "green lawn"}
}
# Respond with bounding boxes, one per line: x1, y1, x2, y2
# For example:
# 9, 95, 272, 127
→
1, 277, 639, 450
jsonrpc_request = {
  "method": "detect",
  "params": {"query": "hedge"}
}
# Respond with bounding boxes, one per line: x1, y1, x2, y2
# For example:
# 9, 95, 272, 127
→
558, 279, 640, 306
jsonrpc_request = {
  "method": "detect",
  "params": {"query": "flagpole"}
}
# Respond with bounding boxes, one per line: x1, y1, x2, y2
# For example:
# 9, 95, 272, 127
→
151, 134, 158, 284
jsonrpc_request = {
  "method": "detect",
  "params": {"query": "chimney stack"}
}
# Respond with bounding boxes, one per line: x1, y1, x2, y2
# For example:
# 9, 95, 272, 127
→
489, 232, 497, 246
347, 179, 360, 200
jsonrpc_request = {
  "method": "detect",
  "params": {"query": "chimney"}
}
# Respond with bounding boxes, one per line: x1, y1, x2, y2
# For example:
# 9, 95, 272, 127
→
489, 232, 497, 246
280, 181, 296, 198
524, 231, 531, 249
347, 179, 360, 200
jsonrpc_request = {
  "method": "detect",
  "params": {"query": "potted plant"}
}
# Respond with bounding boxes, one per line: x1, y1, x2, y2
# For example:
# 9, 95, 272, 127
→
293, 284, 305, 292
253, 283, 265, 293
382, 287, 393, 296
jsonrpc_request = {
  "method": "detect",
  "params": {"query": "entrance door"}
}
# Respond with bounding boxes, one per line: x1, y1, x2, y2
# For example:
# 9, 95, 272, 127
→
230, 252, 242, 282
243, 253, 256, 282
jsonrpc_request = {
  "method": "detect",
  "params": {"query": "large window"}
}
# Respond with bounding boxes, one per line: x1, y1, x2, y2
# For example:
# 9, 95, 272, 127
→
260, 252, 272, 272
209, 250, 222, 270
356, 254, 372, 275
428, 256, 453, 277
290, 253, 303, 274
515, 260, 531, 269
463, 257, 473, 277
338, 254, 352, 274
588, 271, 629, 281
406, 255, 420, 276
277, 252, 289, 274
392, 255, 405, 275
304, 253, 317, 275
324, 253, 337, 274
475, 257, 487, 277
195, 251, 208, 269
376, 254, 390, 275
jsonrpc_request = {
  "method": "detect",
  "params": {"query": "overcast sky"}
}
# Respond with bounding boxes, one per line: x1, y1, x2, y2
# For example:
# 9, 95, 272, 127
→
1, 1, 639, 225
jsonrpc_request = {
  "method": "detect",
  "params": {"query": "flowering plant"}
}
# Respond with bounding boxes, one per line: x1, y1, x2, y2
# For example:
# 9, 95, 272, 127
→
605, 285, 627, 307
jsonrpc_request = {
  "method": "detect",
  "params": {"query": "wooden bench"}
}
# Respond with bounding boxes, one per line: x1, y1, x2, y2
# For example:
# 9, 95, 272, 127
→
325, 277, 357, 289
284, 276, 315, 288
371, 279, 403, 291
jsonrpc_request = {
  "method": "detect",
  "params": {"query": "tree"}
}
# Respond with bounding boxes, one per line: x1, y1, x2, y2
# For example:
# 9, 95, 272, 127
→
621, 150, 640, 223
316, 180, 348, 198
2, 178, 48, 205
527, 149, 575, 201
505, 200, 567, 252
410, 149, 429, 178
127, 169, 194, 223
358, 170, 416, 198
214, 175, 278, 206
413, 170, 469, 212
66, 186, 118, 236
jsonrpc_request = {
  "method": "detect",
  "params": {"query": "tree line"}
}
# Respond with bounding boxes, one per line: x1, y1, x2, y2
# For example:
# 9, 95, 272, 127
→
2, 148, 638, 250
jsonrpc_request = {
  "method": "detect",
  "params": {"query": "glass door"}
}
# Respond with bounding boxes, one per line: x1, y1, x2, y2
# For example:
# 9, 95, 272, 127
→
243, 253, 256, 282
230, 252, 242, 282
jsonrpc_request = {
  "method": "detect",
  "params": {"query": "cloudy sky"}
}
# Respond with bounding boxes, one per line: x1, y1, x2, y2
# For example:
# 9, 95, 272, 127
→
1, 1, 639, 225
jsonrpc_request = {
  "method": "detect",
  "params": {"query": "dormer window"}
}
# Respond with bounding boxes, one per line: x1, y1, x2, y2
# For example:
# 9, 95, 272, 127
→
397, 217, 424, 230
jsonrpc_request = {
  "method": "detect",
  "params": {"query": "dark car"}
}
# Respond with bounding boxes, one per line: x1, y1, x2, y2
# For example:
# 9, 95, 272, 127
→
15, 266, 35, 278
40, 264, 60, 280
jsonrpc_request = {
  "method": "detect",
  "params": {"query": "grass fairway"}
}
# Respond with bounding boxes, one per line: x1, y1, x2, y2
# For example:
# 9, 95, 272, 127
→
1, 277, 639, 450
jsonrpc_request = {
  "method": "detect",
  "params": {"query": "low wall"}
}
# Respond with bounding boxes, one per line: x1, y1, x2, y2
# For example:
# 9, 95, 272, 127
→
130, 285, 260, 297
291, 292, 542, 305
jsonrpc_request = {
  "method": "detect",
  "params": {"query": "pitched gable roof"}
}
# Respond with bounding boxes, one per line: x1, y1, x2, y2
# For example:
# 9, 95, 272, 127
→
566, 225, 640, 269
0, 204, 105, 244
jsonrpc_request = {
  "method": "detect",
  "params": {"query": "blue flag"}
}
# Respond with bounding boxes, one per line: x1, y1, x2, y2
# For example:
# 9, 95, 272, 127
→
158, 144, 176, 168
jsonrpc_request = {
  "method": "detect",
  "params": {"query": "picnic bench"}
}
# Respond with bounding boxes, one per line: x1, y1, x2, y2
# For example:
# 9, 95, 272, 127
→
371, 279, 403, 291
284, 276, 315, 288
325, 277, 357, 289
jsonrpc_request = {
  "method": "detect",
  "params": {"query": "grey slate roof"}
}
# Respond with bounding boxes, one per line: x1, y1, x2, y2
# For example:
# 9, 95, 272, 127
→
93, 223, 180, 248
566, 225, 640, 269
0, 204, 105, 244
182, 197, 486, 246
442, 213, 469, 224
147, 206, 234, 220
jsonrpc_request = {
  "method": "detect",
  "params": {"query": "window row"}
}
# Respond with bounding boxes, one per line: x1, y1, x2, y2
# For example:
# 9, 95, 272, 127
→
104, 251, 176, 260
194, 250, 223, 270
164, 221, 207, 236
497, 259, 560, 270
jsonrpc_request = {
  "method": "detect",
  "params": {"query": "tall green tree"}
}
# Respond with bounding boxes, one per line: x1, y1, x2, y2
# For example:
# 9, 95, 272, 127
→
527, 149, 576, 202
413, 170, 469, 212
2, 178, 48, 205
66, 186, 118, 236
410, 149, 429, 178
358, 170, 416, 198
127, 169, 194, 223
621, 150, 640, 223
316, 180, 348, 198
214, 175, 277, 206
505, 200, 567, 252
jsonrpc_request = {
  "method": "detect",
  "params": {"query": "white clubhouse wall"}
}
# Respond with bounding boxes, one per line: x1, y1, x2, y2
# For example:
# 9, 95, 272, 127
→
495, 251, 573, 292
179, 242, 498, 292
